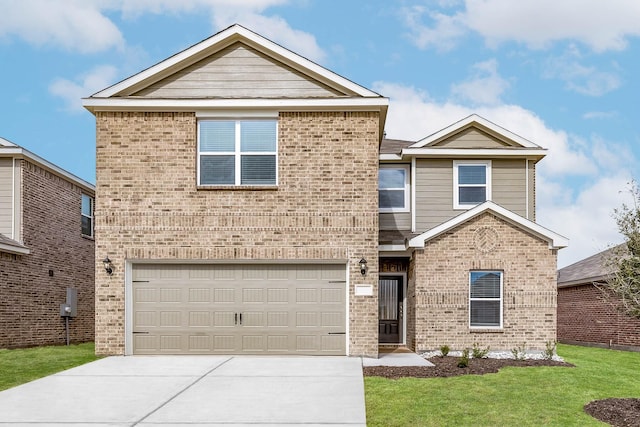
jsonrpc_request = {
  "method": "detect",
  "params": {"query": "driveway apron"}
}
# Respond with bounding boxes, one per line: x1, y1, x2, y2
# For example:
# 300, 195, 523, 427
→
0, 355, 366, 426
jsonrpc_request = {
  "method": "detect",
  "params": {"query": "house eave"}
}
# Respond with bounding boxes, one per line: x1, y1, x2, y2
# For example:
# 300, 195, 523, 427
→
400, 148, 547, 160
408, 201, 569, 250
0, 242, 30, 255
557, 276, 609, 288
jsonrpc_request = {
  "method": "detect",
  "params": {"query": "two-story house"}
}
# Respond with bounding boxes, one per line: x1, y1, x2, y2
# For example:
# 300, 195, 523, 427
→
0, 137, 95, 348
83, 24, 566, 358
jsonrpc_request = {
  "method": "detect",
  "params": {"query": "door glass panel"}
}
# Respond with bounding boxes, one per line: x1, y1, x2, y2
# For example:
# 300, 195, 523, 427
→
379, 279, 398, 320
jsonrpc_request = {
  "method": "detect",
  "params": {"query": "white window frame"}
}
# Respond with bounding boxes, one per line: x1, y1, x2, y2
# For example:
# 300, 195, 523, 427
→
379, 164, 410, 213
81, 194, 94, 238
197, 119, 278, 186
469, 270, 503, 329
453, 160, 491, 209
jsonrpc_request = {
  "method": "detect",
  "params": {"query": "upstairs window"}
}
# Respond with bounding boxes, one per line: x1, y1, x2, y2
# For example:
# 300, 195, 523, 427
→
198, 120, 277, 186
81, 194, 94, 237
469, 271, 503, 328
454, 160, 491, 209
379, 165, 410, 213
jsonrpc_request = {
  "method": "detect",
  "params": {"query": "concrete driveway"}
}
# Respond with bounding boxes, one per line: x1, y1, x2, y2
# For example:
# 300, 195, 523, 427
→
0, 355, 366, 426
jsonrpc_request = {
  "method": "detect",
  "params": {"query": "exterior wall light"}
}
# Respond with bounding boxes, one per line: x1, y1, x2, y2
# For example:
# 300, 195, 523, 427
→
359, 258, 367, 276
103, 256, 113, 275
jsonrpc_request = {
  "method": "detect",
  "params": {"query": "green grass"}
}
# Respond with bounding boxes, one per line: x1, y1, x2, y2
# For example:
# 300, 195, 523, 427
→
0, 342, 99, 391
365, 344, 640, 426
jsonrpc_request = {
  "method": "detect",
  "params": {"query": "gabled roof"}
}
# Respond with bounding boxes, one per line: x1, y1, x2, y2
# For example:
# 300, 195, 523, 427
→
408, 201, 568, 250
557, 244, 623, 287
380, 114, 547, 161
0, 137, 94, 193
411, 114, 540, 149
0, 233, 30, 255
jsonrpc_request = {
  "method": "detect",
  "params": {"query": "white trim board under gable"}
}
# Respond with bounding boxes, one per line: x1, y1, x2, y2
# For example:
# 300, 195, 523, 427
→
410, 114, 541, 149
88, 24, 383, 100
408, 201, 568, 250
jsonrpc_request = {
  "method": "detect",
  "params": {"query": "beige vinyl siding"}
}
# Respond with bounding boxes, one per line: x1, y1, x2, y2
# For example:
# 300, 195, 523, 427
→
415, 159, 456, 232
0, 158, 13, 237
380, 212, 411, 230
134, 42, 345, 98
492, 159, 527, 217
433, 128, 512, 149
528, 160, 536, 220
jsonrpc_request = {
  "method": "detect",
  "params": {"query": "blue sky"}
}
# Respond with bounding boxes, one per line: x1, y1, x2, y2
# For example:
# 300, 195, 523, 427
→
1, 0, 639, 267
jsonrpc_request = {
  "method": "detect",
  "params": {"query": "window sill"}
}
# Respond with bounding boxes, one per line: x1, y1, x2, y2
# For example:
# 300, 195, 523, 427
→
470, 328, 503, 333
81, 234, 95, 241
197, 185, 278, 191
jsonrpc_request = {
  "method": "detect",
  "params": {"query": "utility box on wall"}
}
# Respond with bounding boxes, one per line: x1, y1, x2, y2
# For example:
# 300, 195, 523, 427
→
60, 288, 78, 317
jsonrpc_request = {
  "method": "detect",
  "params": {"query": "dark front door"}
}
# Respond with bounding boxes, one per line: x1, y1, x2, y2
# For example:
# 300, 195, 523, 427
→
378, 276, 403, 343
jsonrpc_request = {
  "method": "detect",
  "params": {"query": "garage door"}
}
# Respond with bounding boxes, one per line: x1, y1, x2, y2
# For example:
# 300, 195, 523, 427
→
131, 263, 346, 355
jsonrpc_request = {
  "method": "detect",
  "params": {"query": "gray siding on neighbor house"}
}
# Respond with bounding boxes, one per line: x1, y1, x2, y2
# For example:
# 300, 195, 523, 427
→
432, 128, 511, 148
133, 43, 344, 98
380, 212, 411, 230
492, 159, 527, 218
0, 158, 13, 238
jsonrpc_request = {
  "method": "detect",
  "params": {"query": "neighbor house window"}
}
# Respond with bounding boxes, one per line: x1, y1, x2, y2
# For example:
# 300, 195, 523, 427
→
81, 194, 94, 237
469, 270, 503, 328
379, 165, 410, 212
198, 119, 277, 186
453, 160, 491, 209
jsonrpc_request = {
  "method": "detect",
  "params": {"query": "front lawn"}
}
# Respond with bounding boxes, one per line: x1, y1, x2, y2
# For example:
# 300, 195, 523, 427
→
365, 344, 640, 426
0, 342, 99, 391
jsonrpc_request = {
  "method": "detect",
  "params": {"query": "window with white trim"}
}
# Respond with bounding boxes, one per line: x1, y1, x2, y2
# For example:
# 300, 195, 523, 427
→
81, 194, 94, 237
198, 119, 277, 186
379, 165, 410, 212
453, 160, 491, 209
469, 270, 502, 328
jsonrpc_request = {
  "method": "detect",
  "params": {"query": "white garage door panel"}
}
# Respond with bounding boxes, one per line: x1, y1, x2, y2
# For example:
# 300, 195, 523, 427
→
132, 264, 346, 355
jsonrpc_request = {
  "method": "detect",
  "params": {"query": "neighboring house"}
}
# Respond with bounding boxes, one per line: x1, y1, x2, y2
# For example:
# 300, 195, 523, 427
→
558, 246, 640, 351
83, 24, 567, 357
0, 137, 95, 348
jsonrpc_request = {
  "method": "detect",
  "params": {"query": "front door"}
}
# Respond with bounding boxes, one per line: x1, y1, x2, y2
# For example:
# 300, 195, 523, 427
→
378, 276, 403, 343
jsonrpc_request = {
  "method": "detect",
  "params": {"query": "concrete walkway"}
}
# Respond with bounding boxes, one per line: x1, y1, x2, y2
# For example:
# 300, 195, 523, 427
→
0, 356, 366, 426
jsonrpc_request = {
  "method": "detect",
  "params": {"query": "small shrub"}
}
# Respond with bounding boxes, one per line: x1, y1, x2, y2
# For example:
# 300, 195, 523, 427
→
511, 342, 527, 361
543, 340, 557, 360
457, 348, 470, 368
471, 342, 489, 359
439, 345, 450, 357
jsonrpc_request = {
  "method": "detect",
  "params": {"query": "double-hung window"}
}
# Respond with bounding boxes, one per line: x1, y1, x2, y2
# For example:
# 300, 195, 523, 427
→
198, 119, 277, 186
453, 160, 491, 209
379, 165, 410, 212
81, 194, 94, 237
469, 270, 502, 328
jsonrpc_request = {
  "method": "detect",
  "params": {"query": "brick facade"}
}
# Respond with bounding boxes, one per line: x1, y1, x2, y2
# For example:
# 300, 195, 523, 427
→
94, 111, 380, 356
0, 160, 95, 348
409, 212, 558, 352
558, 284, 640, 350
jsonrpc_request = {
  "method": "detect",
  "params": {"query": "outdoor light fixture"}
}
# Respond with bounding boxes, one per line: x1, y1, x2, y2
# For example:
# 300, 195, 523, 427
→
103, 256, 113, 275
359, 258, 367, 276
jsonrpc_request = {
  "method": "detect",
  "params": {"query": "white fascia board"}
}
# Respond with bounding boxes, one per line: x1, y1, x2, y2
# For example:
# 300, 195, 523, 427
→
411, 114, 540, 149
378, 244, 409, 252
408, 201, 569, 250
82, 97, 389, 113
400, 147, 547, 159
0, 242, 30, 255
379, 154, 403, 161
0, 137, 17, 147
0, 147, 95, 193
92, 25, 382, 99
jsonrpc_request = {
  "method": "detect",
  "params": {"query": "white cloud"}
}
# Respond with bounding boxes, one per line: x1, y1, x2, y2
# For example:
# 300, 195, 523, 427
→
583, 111, 618, 120
374, 80, 636, 267
544, 48, 621, 96
450, 59, 510, 105
49, 65, 119, 112
401, 0, 640, 53
0, 0, 124, 53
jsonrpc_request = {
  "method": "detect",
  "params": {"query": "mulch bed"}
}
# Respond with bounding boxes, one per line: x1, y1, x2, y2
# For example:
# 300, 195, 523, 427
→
362, 355, 572, 379
584, 398, 640, 427
364, 356, 640, 425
